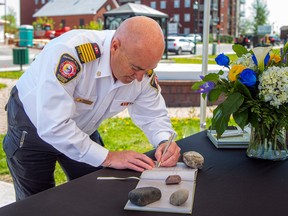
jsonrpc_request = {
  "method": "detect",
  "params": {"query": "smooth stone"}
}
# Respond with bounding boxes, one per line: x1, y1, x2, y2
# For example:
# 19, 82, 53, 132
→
169, 189, 189, 206
165, 175, 182, 185
128, 186, 161, 206
183, 151, 204, 169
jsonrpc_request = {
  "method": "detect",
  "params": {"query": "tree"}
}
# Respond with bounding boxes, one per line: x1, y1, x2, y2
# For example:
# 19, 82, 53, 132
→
251, 0, 269, 35
1, 7, 17, 34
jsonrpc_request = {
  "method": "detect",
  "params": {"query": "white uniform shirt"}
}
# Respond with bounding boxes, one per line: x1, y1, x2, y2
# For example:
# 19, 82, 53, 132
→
16, 29, 174, 167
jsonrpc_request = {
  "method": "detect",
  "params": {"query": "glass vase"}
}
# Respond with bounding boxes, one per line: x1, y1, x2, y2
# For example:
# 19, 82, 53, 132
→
246, 125, 288, 161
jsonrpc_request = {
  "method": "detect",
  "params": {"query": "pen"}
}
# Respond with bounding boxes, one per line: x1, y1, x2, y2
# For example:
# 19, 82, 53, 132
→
157, 132, 176, 167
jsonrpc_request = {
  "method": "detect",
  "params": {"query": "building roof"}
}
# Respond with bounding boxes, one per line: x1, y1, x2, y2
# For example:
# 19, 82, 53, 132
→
33, 0, 113, 17
104, 3, 168, 18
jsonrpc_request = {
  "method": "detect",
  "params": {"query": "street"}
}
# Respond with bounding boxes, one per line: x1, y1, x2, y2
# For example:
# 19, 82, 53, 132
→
0, 43, 234, 72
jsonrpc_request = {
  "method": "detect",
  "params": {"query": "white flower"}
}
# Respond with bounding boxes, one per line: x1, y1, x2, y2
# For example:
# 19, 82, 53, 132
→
259, 66, 288, 108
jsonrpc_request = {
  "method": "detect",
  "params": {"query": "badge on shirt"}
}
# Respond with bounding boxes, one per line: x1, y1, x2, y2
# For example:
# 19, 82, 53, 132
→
55, 53, 81, 84
75, 43, 101, 64
120, 102, 134, 106
150, 73, 159, 91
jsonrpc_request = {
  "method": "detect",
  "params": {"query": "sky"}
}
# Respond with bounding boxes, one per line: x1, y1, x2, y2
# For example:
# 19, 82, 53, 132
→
1, 0, 287, 34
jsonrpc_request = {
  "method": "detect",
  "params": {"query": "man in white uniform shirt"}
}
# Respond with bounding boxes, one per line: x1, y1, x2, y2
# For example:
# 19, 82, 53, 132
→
3, 16, 181, 200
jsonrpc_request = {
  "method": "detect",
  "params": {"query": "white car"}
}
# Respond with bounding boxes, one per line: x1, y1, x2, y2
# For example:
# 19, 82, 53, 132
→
167, 36, 195, 55
185, 34, 202, 42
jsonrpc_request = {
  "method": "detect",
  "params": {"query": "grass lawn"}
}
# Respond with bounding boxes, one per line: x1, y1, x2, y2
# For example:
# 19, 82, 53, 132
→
0, 117, 206, 185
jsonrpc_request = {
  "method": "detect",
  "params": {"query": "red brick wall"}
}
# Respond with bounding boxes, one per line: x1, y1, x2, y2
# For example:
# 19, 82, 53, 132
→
159, 80, 223, 107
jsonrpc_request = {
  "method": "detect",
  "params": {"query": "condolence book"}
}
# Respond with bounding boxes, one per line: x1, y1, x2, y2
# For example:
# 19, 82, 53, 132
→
124, 162, 197, 214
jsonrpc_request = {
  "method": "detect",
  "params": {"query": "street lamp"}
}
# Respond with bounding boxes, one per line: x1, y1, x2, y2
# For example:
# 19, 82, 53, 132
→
193, 0, 199, 54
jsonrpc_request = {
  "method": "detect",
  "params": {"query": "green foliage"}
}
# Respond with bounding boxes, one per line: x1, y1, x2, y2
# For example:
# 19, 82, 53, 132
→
75, 20, 103, 30
32, 17, 55, 30
251, 0, 270, 35
1, 7, 17, 34
0, 71, 24, 79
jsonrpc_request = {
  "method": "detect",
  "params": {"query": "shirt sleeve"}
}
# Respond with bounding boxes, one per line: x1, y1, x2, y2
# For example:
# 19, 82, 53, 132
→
128, 73, 175, 147
26, 43, 108, 167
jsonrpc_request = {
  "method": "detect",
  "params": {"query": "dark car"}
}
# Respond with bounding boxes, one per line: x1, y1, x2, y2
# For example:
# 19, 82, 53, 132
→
234, 35, 251, 48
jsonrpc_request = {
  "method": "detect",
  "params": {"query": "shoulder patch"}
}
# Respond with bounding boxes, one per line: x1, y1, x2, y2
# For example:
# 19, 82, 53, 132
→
75, 43, 101, 64
55, 53, 81, 84
150, 73, 159, 91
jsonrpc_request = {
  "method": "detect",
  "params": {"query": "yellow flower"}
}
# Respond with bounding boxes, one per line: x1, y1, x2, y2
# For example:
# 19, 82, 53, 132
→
269, 53, 281, 64
228, 65, 246, 81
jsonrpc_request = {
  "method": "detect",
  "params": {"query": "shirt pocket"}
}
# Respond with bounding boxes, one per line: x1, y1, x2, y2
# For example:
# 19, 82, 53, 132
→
73, 92, 97, 116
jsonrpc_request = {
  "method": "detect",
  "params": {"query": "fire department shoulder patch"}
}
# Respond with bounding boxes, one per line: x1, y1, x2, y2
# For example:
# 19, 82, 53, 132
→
75, 43, 101, 64
150, 73, 159, 91
55, 53, 81, 84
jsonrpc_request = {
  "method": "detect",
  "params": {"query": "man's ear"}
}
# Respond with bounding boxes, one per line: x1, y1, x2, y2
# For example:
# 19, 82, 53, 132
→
111, 37, 121, 52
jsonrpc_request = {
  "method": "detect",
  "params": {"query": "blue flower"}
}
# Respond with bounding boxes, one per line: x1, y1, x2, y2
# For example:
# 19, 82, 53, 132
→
215, 53, 230, 68
197, 81, 215, 93
252, 53, 270, 66
239, 69, 257, 87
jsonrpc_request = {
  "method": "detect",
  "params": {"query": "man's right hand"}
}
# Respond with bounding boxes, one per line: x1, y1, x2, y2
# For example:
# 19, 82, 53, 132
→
101, 151, 155, 172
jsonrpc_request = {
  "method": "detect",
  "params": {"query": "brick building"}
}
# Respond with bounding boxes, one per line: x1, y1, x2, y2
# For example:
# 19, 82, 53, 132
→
20, 0, 246, 38
20, 0, 119, 29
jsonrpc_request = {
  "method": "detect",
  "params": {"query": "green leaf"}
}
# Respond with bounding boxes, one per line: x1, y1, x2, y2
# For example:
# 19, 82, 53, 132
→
234, 80, 252, 98
232, 44, 249, 57
192, 81, 205, 90
202, 73, 219, 82
233, 109, 248, 130
212, 104, 230, 138
208, 88, 222, 102
222, 92, 244, 114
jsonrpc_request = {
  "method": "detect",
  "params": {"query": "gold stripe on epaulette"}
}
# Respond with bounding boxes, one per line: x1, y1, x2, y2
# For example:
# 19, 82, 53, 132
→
75, 43, 101, 64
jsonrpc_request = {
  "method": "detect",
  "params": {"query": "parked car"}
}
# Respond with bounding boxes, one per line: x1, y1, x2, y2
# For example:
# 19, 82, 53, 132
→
234, 35, 251, 48
184, 33, 202, 42
167, 36, 195, 55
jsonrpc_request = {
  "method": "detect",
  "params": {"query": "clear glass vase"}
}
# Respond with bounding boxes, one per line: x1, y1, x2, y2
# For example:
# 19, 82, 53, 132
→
246, 125, 288, 161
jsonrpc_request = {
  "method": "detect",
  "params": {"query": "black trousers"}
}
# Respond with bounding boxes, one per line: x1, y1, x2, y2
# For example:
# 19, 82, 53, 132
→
3, 87, 104, 201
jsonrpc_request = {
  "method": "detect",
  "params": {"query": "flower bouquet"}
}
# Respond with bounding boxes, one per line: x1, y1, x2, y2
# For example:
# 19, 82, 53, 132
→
192, 44, 288, 160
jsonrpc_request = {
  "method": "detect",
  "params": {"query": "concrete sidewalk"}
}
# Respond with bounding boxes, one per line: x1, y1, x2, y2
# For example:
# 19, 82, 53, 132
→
0, 181, 15, 208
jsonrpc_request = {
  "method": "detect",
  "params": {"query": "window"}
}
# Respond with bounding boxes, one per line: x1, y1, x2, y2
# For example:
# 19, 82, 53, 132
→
184, 0, 191, 8
173, 14, 180, 22
61, 19, 66, 27
174, 0, 180, 8
184, 28, 190, 34
41, 0, 45, 4
184, 13, 190, 22
35, 0, 39, 4
160, 1, 166, 9
150, 1, 156, 9
79, 19, 85, 27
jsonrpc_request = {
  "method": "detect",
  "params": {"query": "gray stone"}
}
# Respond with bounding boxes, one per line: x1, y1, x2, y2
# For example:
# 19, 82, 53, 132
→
128, 187, 161, 206
183, 151, 204, 169
169, 189, 189, 206
165, 175, 182, 185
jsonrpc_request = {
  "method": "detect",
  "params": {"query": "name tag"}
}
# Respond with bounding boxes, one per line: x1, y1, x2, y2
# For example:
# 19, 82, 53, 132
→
75, 98, 93, 105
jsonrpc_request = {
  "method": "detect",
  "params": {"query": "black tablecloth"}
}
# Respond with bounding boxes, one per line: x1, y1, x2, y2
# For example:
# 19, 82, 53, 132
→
0, 131, 287, 216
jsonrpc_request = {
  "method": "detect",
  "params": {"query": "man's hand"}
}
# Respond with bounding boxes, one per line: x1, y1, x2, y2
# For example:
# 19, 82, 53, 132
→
155, 141, 181, 167
101, 150, 155, 172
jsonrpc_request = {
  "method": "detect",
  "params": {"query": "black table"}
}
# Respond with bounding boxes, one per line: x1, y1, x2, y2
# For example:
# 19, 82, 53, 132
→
0, 131, 287, 216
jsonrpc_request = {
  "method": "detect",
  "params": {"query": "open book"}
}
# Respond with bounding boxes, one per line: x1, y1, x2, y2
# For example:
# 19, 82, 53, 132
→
124, 162, 197, 214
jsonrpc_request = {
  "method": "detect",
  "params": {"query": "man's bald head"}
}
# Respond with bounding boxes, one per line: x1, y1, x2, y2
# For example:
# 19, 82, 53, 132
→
114, 16, 165, 59
110, 16, 165, 83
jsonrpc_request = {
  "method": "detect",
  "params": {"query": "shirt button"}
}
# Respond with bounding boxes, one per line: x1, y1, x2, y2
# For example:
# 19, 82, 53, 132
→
96, 71, 101, 77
